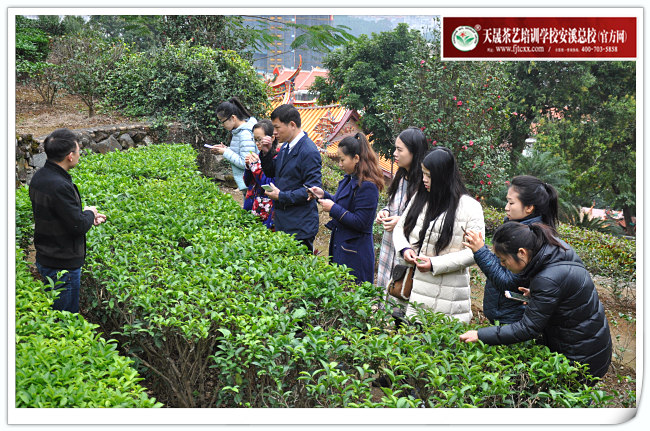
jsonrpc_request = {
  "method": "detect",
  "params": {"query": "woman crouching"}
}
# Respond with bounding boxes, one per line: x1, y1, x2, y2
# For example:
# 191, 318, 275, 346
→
460, 222, 612, 380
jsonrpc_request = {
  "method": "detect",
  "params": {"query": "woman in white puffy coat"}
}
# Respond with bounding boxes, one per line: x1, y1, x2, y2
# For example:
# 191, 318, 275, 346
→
392, 147, 485, 323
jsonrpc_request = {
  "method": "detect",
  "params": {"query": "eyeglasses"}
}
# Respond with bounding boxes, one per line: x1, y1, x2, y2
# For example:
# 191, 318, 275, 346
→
219, 117, 230, 125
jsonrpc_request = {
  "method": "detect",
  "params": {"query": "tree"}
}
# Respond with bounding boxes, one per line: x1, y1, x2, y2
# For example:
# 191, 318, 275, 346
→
87, 15, 161, 51
311, 23, 424, 153
384, 34, 513, 201
533, 62, 636, 235
51, 30, 126, 117
102, 41, 269, 145
501, 61, 599, 166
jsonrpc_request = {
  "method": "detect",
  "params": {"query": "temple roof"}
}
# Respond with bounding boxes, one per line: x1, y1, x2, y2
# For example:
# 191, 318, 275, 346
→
270, 67, 328, 92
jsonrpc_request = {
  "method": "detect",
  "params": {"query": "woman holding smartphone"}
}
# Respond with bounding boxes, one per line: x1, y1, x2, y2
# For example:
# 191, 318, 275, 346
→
243, 120, 277, 230
392, 147, 485, 323
211, 97, 257, 205
460, 222, 612, 381
463, 175, 559, 324
308, 133, 384, 284
375, 127, 429, 291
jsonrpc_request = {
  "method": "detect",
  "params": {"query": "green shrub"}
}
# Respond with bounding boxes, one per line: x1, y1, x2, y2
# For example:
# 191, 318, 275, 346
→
102, 41, 270, 144
17, 144, 610, 408
14, 248, 161, 408
50, 30, 127, 117
298, 311, 610, 408
15, 187, 33, 251
16, 17, 51, 79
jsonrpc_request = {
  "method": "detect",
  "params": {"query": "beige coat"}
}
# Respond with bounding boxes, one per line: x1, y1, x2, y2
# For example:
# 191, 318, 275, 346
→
393, 194, 485, 323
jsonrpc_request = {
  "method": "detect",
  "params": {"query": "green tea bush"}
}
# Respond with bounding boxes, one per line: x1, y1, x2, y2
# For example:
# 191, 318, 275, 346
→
14, 248, 161, 408
298, 310, 610, 408
15, 187, 33, 251
482, 205, 635, 282
18, 144, 609, 408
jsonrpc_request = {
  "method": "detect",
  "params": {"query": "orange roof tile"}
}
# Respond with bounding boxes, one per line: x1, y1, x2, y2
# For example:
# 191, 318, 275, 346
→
270, 68, 328, 92
298, 104, 348, 146
294, 69, 328, 91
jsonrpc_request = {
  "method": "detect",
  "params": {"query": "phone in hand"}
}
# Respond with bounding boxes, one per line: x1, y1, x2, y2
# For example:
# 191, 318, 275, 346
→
416, 257, 427, 264
204, 144, 215, 149
505, 290, 528, 302
303, 184, 316, 198
261, 184, 273, 192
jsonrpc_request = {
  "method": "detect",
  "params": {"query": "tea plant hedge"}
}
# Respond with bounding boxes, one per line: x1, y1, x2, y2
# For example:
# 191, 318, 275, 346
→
14, 248, 161, 408
15, 144, 619, 408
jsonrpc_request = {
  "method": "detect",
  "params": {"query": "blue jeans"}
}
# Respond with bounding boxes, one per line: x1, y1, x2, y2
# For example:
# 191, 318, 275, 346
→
35, 263, 81, 313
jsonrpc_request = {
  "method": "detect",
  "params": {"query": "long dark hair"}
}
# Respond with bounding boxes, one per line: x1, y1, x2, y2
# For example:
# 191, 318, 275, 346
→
403, 147, 469, 255
338, 132, 384, 191
386, 127, 428, 206
510, 175, 559, 228
216, 96, 252, 122
493, 222, 566, 263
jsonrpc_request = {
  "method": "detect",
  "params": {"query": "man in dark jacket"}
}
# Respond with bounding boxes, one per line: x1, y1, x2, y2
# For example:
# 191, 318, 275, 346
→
259, 104, 322, 251
29, 128, 106, 313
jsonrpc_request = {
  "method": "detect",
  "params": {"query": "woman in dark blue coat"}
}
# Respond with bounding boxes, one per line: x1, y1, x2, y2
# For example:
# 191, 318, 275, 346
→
309, 133, 384, 283
460, 222, 612, 380
466, 176, 560, 324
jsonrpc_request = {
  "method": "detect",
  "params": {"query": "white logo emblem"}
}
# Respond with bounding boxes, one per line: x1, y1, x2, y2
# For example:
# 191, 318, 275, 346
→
451, 26, 479, 52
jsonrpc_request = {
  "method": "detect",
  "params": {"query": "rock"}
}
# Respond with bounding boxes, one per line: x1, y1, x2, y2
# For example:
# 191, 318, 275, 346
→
119, 133, 135, 149
78, 132, 93, 149
31, 152, 47, 168
142, 136, 154, 146
129, 130, 146, 142
107, 135, 122, 152
93, 131, 110, 142
92, 135, 121, 154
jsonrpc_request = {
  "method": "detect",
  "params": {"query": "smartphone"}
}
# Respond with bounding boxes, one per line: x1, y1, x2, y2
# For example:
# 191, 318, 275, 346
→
261, 184, 273, 192
416, 258, 427, 264
460, 225, 467, 235
505, 290, 528, 302
203, 144, 215, 149
303, 184, 316, 198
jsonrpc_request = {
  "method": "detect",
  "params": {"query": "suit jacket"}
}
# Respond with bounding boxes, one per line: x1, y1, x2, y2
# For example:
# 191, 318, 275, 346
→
260, 132, 322, 240
324, 175, 379, 283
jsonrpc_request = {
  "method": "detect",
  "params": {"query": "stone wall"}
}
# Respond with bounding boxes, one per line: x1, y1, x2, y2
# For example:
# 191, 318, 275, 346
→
15, 122, 237, 188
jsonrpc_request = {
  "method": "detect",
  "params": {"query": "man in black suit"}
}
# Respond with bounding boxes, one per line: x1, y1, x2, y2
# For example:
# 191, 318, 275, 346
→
259, 104, 322, 251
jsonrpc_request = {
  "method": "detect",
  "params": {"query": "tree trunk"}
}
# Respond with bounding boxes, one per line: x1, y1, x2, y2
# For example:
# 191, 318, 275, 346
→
622, 204, 635, 236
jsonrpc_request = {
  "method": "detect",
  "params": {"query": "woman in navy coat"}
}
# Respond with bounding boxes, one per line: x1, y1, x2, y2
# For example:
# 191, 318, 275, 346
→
309, 133, 385, 284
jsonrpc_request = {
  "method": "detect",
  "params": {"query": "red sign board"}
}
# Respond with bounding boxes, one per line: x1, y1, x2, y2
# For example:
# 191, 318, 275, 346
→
442, 17, 636, 59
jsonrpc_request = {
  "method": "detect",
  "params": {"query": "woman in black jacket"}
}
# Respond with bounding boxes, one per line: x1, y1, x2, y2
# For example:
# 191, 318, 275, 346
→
459, 222, 612, 380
